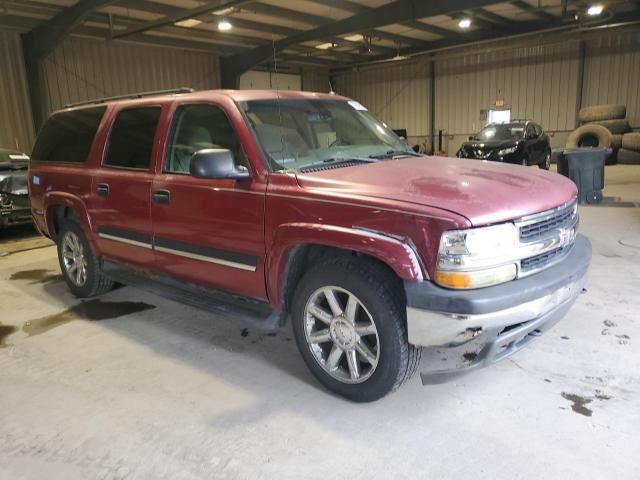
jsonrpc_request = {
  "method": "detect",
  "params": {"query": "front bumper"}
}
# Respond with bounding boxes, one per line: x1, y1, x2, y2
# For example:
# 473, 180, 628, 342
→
404, 235, 591, 384
0, 206, 32, 228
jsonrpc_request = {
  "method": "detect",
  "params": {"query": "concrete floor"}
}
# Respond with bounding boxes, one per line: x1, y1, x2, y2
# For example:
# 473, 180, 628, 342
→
1, 165, 639, 480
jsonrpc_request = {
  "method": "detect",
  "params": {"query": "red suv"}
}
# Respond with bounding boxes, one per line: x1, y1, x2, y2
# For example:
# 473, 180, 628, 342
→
29, 89, 591, 402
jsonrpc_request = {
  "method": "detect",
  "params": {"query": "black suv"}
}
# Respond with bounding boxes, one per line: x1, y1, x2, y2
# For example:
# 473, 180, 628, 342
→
457, 120, 551, 169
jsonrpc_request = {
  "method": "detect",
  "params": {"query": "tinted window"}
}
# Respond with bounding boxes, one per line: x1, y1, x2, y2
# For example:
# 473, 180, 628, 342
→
105, 107, 161, 170
165, 104, 243, 173
526, 124, 536, 138
31, 106, 106, 163
477, 123, 524, 141
535, 124, 543, 136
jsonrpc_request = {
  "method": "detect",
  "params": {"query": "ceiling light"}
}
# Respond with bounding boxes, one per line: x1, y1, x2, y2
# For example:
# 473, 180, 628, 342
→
587, 4, 604, 16
315, 42, 334, 50
218, 20, 232, 31
344, 34, 364, 42
175, 18, 202, 28
458, 18, 471, 29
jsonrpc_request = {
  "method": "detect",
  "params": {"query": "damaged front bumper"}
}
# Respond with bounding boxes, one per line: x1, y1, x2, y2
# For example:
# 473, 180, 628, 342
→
0, 205, 32, 228
404, 235, 592, 385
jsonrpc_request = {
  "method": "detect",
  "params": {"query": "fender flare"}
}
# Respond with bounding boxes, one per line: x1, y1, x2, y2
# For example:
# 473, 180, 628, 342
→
44, 191, 100, 253
266, 223, 425, 309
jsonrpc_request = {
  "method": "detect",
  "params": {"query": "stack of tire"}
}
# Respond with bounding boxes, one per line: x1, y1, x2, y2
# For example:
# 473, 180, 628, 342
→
619, 133, 640, 165
566, 104, 633, 164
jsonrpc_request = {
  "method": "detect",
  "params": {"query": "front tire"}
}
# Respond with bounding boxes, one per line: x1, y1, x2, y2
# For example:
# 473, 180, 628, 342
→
540, 150, 551, 170
291, 257, 421, 402
57, 219, 114, 298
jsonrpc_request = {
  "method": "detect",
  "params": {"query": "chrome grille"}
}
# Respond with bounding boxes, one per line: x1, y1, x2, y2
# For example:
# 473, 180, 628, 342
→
518, 199, 578, 243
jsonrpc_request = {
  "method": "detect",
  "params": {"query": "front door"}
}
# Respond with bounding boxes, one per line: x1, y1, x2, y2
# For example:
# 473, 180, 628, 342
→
88, 105, 162, 267
150, 103, 267, 300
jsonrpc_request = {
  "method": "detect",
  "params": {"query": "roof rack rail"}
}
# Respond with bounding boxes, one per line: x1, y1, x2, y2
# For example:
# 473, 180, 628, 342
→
64, 88, 194, 109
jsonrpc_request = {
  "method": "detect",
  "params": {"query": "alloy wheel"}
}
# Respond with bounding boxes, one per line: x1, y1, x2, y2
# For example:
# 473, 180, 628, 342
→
61, 231, 88, 286
303, 286, 380, 384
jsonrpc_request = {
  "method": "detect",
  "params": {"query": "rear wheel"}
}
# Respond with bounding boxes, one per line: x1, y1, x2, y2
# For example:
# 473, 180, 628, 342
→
57, 220, 114, 298
291, 257, 421, 402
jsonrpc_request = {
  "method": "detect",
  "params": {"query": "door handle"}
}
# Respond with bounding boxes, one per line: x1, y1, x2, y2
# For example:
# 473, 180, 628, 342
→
152, 189, 171, 205
96, 183, 110, 197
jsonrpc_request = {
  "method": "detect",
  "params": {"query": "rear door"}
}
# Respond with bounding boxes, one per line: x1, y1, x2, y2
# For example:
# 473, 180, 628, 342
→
150, 102, 267, 299
87, 105, 162, 267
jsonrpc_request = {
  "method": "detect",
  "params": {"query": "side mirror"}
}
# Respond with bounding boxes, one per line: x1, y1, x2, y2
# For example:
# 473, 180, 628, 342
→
190, 149, 250, 180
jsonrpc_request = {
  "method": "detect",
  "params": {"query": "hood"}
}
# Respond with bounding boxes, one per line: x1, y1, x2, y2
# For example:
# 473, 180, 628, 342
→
295, 156, 577, 226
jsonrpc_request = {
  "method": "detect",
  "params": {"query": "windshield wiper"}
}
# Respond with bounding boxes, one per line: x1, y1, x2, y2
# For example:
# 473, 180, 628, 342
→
297, 156, 379, 171
368, 149, 421, 159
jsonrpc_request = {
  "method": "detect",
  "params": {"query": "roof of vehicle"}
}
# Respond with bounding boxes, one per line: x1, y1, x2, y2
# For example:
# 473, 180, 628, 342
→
57, 89, 350, 114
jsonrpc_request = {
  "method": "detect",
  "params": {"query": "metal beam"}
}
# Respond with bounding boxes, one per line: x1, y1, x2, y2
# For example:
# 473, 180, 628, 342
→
21, 0, 119, 130
221, 0, 502, 86
25, 0, 118, 58
303, 0, 428, 45
246, 2, 396, 53
510, 1, 556, 21
474, 8, 511, 24
112, 0, 252, 39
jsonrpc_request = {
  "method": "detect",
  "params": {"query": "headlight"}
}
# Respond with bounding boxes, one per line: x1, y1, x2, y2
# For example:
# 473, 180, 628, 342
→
497, 146, 517, 156
0, 193, 11, 207
435, 223, 519, 289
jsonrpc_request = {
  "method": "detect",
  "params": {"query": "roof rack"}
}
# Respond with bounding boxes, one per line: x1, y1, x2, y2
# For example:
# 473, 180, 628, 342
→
64, 88, 194, 109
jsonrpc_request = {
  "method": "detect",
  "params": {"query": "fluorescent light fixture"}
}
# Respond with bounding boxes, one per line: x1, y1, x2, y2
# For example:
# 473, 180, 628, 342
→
344, 33, 364, 42
458, 18, 471, 29
218, 20, 232, 31
587, 4, 604, 16
175, 18, 202, 28
315, 42, 333, 50
213, 7, 235, 16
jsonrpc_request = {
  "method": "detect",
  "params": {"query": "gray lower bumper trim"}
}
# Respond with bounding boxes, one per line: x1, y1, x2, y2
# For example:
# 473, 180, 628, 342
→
420, 294, 575, 385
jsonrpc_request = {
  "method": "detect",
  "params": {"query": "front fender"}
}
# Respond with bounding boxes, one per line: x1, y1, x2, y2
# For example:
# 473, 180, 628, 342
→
267, 223, 425, 309
44, 191, 99, 253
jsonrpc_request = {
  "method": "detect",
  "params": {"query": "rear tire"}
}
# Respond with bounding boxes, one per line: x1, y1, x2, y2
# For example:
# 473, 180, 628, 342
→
290, 257, 421, 402
57, 219, 114, 298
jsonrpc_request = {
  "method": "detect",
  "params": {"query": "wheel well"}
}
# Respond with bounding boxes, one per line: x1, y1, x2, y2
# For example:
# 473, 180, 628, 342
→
49, 205, 79, 239
281, 244, 402, 315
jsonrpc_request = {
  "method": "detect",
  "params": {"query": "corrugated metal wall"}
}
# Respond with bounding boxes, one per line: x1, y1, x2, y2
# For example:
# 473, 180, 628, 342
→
435, 42, 579, 135
301, 68, 330, 93
583, 31, 640, 128
0, 29, 35, 152
334, 60, 431, 145
40, 36, 220, 118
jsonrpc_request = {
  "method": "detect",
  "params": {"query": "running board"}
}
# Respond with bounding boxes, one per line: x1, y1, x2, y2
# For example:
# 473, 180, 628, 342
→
101, 260, 282, 332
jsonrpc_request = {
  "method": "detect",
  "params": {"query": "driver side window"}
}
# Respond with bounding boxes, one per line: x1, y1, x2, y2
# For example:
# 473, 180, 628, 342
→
165, 104, 245, 174
526, 124, 537, 138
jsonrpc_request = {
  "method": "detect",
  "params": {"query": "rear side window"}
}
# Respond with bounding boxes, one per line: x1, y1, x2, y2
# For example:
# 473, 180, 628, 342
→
105, 107, 161, 170
31, 106, 106, 163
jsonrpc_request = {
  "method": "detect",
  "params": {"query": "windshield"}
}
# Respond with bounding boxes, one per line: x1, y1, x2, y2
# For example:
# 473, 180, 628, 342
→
476, 123, 525, 141
239, 99, 414, 171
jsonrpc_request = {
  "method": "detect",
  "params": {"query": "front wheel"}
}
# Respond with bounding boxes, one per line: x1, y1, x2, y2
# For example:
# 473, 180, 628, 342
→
540, 150, 551, 170
291, 257, 421, 402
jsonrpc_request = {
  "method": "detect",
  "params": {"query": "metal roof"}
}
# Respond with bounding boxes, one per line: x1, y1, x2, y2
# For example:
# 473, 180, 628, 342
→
2, 0, 639, 70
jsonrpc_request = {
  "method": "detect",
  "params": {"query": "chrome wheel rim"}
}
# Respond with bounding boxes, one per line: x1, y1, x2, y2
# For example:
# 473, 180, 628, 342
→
61, 231, 87, 287
303, 286, 380, 384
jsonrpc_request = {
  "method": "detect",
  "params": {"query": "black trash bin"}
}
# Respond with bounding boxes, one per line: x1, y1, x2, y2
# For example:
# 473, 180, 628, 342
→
556, 147, 609, 204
